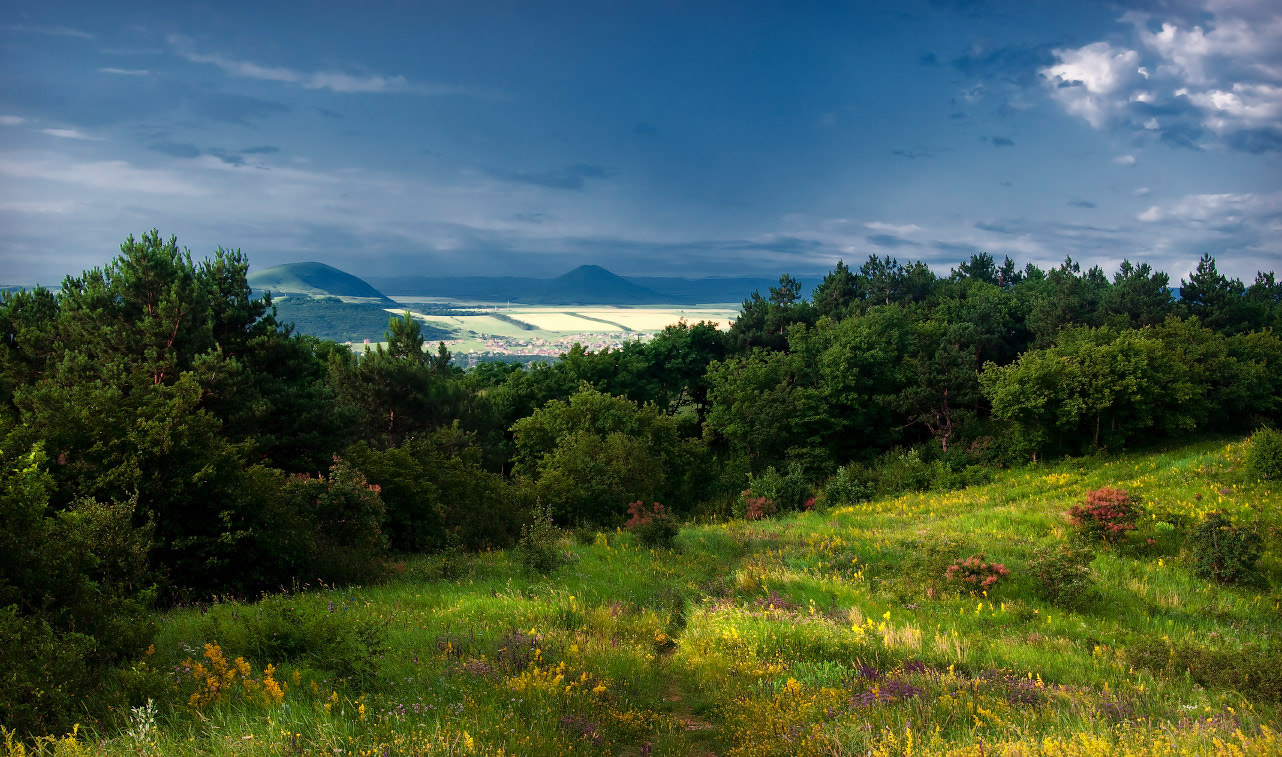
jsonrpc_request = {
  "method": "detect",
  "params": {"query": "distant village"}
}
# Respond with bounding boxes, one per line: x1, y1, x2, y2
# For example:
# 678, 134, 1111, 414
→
349, 330, 654, 367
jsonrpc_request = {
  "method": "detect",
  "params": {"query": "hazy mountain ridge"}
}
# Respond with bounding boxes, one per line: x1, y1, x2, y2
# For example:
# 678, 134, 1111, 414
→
365, 266, 821, 304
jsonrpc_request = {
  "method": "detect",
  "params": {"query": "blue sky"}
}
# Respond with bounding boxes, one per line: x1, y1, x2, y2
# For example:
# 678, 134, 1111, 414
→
1, 0, 1279, 284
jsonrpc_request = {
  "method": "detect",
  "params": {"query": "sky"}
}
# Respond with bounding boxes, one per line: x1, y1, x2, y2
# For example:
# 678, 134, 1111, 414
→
1, 0, 1279, 284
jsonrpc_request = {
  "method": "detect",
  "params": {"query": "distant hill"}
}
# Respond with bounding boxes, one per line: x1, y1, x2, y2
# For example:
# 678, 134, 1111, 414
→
249, 262, 394, 304
272, 296, 454, 344
527, 265, 670, 305
366, 266, 823, 304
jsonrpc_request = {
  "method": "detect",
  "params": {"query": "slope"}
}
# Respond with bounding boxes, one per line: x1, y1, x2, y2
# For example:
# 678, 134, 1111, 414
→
98, 436, 1282, 755
248, 262, 394, 303
528, 264, 676, 305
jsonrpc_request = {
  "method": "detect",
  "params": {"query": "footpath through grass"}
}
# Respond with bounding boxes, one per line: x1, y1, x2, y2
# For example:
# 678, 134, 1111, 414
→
19, 437, 1282, 756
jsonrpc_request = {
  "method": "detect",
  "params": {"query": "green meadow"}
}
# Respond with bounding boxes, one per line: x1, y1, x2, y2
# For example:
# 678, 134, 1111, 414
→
20, 436, 1279, 757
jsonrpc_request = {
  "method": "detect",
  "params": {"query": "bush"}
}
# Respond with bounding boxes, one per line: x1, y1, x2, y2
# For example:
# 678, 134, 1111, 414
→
1128, 635, 1282, 701
344, 428, 522, 553
0, 444, 155, 737
1070, 487, 1139, 543
1246, 427, 1282, 481
196, 595, 387, 686
746, 462, 811, 512
824, 464, 875, 505
280, 457, 389, 585
625, 501, 680, 548
1029, 543, 1094, 607
1191, 512, 1263, 585
876, 448, 940, 495
519, 502, 569, 575
944, 553, 1010, 592
733, 490, 777, 521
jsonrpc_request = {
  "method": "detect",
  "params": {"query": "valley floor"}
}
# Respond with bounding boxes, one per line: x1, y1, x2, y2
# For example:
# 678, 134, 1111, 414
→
35, 438, 1282, 756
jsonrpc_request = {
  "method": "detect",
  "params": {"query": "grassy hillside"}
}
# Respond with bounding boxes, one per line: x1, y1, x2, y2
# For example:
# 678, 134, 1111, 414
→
52, 438, 1281, 755
249, 262, 393, 303
273, 296, 455, 343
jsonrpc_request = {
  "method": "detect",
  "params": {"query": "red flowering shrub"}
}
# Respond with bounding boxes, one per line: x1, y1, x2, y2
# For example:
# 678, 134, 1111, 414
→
1070, 487, 1140, 543
945, 553, 1010, 591
735, 491, 778, 521
625, 501, 679, 548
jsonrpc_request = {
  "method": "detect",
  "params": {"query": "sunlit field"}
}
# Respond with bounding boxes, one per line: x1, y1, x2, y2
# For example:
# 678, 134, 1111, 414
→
386, 305, 738, 337
33, 436, 1279, 756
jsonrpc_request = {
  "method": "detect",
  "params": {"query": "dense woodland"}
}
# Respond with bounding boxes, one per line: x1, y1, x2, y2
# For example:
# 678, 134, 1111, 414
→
2, 230, 1282, 736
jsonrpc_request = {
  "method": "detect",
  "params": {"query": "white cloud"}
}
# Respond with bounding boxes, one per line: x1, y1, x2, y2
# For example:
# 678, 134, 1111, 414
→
99, 67, 150, 76
1132, 186, 1152, 197
0, 116, 25, 126
1042, 4, 1282, 152
3, 24, 93, 39
863, 221, 921, 235
166, 35, 483, 96
1183, 82, 1282, 131
1113, 154, 1137, 165
1041, 42, 1143, 128
1137, 190, 1282, 226
39, 128, 99, 141
0, 153, 203, 196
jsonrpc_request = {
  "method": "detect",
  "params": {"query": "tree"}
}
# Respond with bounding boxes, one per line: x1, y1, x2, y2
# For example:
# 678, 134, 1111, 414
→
330, 314, 465, 446
812, 260, 858, 319
1100, 260, 1173, 328
769, 274, 802, 307
511, 386, 695, 524
952, 252, 998, 285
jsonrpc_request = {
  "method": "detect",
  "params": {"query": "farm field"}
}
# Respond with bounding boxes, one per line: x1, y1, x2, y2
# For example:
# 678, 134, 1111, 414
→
374, 302, 740, 362
67, 437, 1282, 756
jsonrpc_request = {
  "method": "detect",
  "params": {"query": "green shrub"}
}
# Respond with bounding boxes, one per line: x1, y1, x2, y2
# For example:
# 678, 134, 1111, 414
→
876, 448, 940, 494
1127, 635, 1282, 701
1246, 427, 1282, 481
746, 462, 811, 511
625, 500, 680, 548
0, 444, 155, 737
519, 502, 569, 575
1191, 511, 1263, 585
344, 428, 521, 553
824, 464, 874, 505
278, 457, 389, 585
196, 596, 387, 687
1029, 543, 1095, 607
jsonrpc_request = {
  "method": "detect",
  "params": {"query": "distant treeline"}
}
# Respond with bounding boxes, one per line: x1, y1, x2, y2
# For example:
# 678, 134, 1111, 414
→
2, 232, 1280, 735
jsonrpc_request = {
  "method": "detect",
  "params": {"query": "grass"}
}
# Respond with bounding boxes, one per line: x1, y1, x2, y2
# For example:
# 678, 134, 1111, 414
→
20, 437, 1282, 755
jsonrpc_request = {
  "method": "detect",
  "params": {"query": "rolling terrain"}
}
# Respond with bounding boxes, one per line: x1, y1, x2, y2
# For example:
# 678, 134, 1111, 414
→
78, 437, 1282, 755
248, 262, 394, 304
